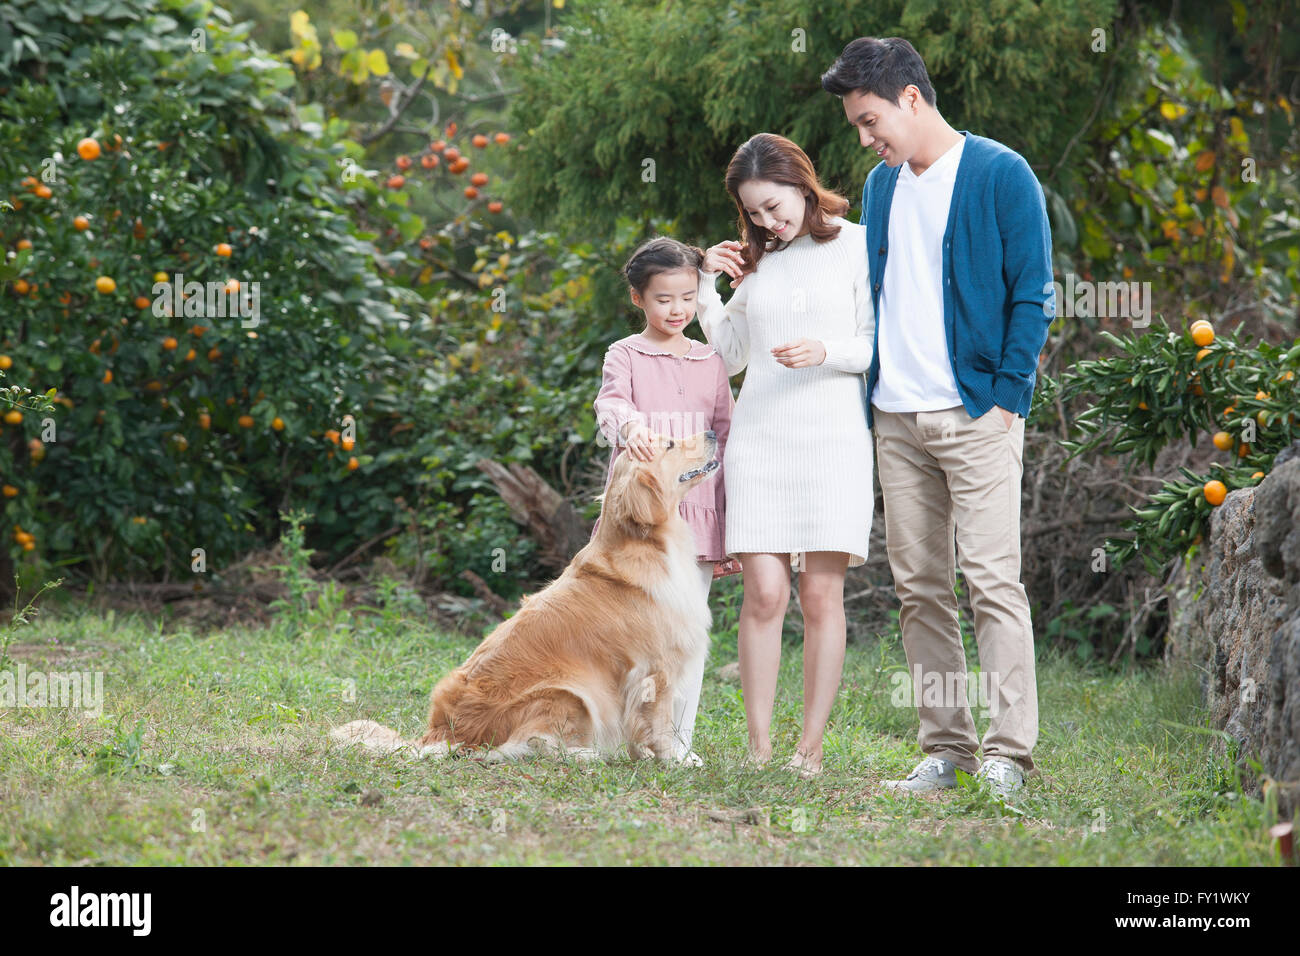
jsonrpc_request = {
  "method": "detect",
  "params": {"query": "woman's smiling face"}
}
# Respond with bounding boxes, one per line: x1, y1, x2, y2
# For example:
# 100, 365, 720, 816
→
737, 180, 807, 240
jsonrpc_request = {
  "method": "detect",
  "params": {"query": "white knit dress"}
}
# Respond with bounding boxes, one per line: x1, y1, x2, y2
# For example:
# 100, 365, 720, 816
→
696, 216, 875, 568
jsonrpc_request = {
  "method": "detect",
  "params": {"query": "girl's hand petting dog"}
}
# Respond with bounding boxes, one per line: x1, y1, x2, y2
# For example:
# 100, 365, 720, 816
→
624, 423, 658, 461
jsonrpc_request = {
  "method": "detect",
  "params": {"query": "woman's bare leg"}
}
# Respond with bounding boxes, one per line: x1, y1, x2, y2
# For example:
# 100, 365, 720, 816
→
791, 551, 850, 772
735, 552, 791, 764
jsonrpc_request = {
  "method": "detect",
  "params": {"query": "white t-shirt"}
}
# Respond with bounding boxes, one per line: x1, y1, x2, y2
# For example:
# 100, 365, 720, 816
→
870, 134, 966, 412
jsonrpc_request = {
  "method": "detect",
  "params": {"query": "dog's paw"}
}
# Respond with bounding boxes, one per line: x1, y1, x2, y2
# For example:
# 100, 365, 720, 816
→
626, 742, 653, 761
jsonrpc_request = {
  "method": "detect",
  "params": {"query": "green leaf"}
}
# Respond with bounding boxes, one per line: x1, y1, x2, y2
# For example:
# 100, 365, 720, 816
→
331, 29, 357, 51
366, 49, 389, 76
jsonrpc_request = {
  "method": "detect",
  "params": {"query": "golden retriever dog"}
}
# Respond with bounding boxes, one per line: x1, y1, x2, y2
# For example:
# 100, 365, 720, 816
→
331, 429, 719, 764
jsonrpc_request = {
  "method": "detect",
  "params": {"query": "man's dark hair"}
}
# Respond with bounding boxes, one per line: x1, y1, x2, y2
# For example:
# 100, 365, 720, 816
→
820, 36, 937, 108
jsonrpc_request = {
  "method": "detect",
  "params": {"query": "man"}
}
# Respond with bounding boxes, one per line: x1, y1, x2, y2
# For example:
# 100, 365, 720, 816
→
820, 37, 1054, 798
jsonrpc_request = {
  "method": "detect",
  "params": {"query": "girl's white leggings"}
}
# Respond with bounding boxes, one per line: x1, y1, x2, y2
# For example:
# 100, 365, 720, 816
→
669, 561, 716, 759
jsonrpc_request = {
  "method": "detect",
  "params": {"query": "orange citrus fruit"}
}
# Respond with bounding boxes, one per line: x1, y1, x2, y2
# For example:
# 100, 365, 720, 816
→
3, 410, 21, 424
341, 437, 355, 452
346, 456, 359, 471
95, 276, 116, 294
271, 417, 284, 431
1251, 471, 1264, 480
76, 137, 101, 160
1203, 480, 1227, 506
198, 412, 211, 430
73, 215, 90, 231
1191, 324, 1214, 346
215, 242, 232, 257
0, 355, 11, 369
162, 337, 178, 351
15, 239, 32, 251
1212, 431, 1233, 450
1, 485, 18, 498
237, 414, 254, 428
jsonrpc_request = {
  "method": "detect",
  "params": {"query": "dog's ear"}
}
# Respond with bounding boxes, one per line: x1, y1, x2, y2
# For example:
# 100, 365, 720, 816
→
623, 467, 670, 533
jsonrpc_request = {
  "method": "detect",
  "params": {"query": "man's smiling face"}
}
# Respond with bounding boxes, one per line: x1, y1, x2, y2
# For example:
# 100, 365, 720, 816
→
842, 87, 918, 167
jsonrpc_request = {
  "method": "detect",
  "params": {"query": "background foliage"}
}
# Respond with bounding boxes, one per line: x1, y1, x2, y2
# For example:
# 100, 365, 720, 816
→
2, 0, 1297, 662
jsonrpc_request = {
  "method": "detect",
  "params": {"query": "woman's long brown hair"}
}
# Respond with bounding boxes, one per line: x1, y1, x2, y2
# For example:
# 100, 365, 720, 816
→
723, 132, 851, 277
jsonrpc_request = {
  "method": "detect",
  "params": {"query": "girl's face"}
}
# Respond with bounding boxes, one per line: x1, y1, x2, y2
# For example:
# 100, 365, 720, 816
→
737, 180, 807, 240
630, 268, 697, 337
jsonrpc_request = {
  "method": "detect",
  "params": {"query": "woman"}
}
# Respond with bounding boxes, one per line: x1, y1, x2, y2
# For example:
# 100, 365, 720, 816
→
696, 132, 874, 777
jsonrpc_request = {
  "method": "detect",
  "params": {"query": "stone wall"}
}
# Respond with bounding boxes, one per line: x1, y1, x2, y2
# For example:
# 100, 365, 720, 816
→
1166, 441, 1300, 815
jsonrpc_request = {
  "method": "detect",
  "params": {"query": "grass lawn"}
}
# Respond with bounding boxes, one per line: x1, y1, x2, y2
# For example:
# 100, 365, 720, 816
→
0, 576, 1284, 866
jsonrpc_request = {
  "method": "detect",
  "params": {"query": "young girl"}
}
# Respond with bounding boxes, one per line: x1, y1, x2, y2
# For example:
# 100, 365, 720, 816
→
696, 132, 874, 777
590, 236, 741, 767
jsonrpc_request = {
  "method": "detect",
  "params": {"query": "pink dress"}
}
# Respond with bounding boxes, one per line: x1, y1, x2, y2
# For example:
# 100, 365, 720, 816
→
590, 333, 734, 563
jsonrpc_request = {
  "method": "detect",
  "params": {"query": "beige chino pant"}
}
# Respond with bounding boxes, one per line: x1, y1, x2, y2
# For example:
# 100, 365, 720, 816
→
873, 404, 1038, 775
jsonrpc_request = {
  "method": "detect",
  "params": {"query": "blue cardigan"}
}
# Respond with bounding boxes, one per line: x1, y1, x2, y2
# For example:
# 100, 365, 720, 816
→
860, 131, 1055, 429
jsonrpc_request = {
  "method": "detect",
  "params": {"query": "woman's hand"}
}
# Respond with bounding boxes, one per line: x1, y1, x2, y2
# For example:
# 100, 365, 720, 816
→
702, 240, 746, 289
623, 423, 657, 461
771, 338, 827, 368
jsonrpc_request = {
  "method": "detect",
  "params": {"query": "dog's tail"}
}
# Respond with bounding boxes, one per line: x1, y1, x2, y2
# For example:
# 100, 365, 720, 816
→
330, 720, 453, 759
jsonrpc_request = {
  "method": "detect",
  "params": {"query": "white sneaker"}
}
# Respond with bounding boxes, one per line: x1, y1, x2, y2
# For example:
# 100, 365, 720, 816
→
975, 757, 1025, 798
882, 755, 959, 793
674, 748, 704, 767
